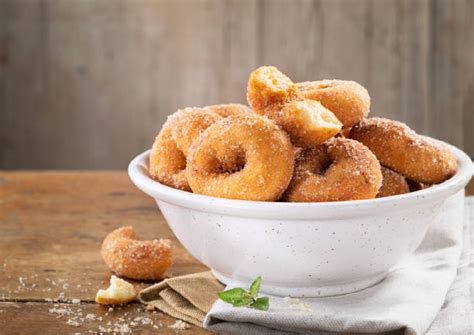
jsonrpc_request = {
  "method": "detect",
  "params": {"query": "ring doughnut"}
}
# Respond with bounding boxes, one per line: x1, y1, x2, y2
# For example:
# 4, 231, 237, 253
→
284, 138, 382, 202
101, 226, 172, 280
296, 80, 370, 127
208, 103, 254, 117
247, 66, 342, 147
169, 108, 222, 156
149, 108, 222, 190
350, 117, 457, 184
377, 166, 410, 198
186, 114, 295, 201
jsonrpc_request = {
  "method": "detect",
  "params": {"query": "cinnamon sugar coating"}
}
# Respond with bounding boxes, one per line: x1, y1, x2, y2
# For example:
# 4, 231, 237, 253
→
284, 138, 382, 202
350, 117, 457, 184
186, 114, 295, 201
297, 80, 370, 127
101, 226, 172, 281
377, 166, 410, 198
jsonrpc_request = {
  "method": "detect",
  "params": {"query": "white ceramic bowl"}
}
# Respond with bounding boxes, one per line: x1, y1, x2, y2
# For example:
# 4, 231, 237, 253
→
128, 141, 472, 297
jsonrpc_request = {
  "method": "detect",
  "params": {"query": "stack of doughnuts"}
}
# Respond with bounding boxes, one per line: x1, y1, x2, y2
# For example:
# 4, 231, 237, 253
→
149, 66, 457, 202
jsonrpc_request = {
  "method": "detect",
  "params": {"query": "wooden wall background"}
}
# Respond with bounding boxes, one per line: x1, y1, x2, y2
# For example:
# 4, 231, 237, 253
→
0, 0, 473, 169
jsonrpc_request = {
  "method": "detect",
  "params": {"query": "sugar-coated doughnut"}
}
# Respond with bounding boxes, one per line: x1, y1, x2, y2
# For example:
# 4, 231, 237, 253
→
350, 117, 457, 184
377, 166, 410, 198
284, 138, 382, 202
296, 80, 370, 127
149, 108, 222, 190
208, 103, 253, 117
279, 100, 342, 147
101, 226, 172, 280
247, 66, 341, 147
247, 66, 299, 115
186, 114, 295, 201
169, 108, 222, 156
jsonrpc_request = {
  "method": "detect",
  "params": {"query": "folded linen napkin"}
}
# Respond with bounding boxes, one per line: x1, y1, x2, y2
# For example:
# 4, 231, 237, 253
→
138, 271, 224, 326
139, 197, 473, 334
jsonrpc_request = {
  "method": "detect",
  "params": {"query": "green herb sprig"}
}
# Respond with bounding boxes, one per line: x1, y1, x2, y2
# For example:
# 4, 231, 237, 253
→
217, 276, 269, 311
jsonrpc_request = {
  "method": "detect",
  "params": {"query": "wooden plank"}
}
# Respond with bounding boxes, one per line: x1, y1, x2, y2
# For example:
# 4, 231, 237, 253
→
365, 0, 431, 132
0, 171, 207, 302
0, 301, 210, 334
461, 0, 474, 158
428, 0, 472, 151
218, 0, 259, 103
0, 0, 472, 170
0, 0, 50, 168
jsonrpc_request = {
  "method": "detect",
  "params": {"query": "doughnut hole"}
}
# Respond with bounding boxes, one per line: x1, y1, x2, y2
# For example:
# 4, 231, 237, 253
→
284, 138, 382, 202
186, 115, 295, 201
279, 100, 342, 147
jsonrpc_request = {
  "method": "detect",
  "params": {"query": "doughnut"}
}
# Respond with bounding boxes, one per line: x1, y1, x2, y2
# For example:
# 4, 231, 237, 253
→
149, 108, 222, 190
279, 100, 342, 147
350, 117, 457, 184
377, 166, 410, 198
208, 103, 254, 117
186, 114, 295, 201
284, 138, 382, 202
247, 66, 299, 115
169, 108, 222, 156
101, 226, 172, 280
296, 80, 370, 127
247, 66, 342, 147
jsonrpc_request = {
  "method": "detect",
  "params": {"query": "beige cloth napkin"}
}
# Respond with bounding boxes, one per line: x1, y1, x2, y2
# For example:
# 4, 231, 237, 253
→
138, 271, 224, 326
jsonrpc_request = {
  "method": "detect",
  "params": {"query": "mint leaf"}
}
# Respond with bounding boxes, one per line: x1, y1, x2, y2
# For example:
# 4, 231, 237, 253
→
232, 296, 254, 307
249, 276, 261, 298
217, 276, 270, 311
250, 296, 269, 311
217, 288, 246, 304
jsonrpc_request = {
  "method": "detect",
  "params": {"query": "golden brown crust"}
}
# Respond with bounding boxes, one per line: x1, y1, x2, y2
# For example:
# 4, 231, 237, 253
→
186, 114, 295, 201
377, 166, 410, 198
350, 117, 457, 184
247, 66, 299, 115
284, 138, 382, 202
149, 108, 222, 191
208, 103, 254, 118
149, 126, 189, 190
247, 66, 341, 147
296, 80, 370, 127
278, 100, 342, 147
101, 226, 172, 281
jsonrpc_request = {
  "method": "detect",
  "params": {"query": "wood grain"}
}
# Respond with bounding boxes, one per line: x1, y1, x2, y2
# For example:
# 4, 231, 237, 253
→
0, 171, 210, 333
0, 0, 473, 169
0, 171, 472, 333
0, 302, 210, 334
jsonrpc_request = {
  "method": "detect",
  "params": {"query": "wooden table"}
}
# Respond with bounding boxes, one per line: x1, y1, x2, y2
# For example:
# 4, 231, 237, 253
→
1, 172, 472, 334
0, 172, 210, 334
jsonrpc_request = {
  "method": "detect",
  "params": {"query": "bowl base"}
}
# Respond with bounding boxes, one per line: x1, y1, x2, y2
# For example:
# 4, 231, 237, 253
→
212, 270, 388, 298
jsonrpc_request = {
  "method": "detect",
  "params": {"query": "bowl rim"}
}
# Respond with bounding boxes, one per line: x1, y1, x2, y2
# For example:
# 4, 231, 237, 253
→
128, 139, 473, 219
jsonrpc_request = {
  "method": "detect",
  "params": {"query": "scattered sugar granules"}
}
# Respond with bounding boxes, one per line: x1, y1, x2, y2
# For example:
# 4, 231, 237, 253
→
283, 297, 313, 312
168, 320, 190, 330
